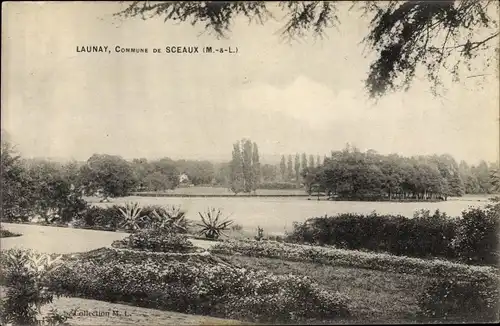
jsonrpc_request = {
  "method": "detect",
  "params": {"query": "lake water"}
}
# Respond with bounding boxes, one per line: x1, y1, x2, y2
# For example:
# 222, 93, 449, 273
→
92, 195, 491, 234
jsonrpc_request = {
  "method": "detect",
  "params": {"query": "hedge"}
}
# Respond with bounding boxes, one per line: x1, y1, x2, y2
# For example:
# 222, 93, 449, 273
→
285, 205, 499, 266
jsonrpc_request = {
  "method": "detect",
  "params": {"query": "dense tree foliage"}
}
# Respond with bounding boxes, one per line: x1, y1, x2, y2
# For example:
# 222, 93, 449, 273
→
174, 159, 214, 186
21, 159, 85, 222
213, 162, 231, 187
80, 154, 138, 199
1, 138, 88, 223
459, 160, 498, 194
1, 140, 33, 220
306, 145, 497, 201
115, 1, 499, 98
302, 166, 325, 197
260, 163, 277, 183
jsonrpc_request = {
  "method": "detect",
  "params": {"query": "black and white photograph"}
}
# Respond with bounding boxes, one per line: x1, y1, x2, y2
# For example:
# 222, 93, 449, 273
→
1, 1, 499, 325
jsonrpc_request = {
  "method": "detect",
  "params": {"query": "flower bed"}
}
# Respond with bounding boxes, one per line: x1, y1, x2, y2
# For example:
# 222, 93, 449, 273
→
111, 229, 201, 253
209, 239, 498, 280
7, 247, 351, 324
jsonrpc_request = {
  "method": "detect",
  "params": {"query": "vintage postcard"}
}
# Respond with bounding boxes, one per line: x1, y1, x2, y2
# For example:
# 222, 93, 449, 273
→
1, 1, 499, 325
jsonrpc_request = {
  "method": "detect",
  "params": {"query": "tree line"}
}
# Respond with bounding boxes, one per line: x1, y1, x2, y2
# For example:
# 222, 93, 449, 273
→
302, 145, 499, 201
2, 137, 498, 207
279, 153, 323, 184
227, 139, 327, 193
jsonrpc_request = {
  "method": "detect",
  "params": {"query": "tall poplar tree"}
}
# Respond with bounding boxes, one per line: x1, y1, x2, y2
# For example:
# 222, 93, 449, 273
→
301, 153, 308, 173
280, 155, 286, 182
229, 142, 244, 194
294, 153, 301, 184
309, 154, 315, 169
287, 155, 293, 182
242, 139, 254, 193
252, 142, 260, 192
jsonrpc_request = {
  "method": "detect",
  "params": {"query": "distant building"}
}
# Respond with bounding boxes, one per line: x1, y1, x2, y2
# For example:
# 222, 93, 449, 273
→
179, 173, 190, 184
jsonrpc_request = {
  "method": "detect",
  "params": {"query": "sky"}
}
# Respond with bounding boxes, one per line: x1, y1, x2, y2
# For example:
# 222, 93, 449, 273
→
2, 2, 499, 165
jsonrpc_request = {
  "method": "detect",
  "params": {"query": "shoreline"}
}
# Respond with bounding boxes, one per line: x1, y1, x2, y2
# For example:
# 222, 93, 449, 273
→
127, 192, 449, 202
129, 192, 310, 198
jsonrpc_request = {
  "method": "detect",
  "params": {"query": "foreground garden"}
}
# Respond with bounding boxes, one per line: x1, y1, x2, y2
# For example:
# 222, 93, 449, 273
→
1, 197, 499, 325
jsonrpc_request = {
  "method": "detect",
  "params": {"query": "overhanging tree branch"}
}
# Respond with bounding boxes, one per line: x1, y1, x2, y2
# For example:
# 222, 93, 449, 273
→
114, 1, 499, 99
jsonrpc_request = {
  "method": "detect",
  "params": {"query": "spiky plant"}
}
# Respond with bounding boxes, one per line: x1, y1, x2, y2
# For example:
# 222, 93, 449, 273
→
118, 202, 143, 233
254, 226, 264, 241
151, 205, 189, 233
39, 207, 60, 224
197, 207, 233, 240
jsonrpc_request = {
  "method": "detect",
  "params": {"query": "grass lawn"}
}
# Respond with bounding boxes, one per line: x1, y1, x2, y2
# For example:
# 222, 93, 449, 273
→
222, 254, 435, 324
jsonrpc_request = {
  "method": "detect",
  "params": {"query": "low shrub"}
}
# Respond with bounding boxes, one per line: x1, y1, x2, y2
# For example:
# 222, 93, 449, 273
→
72, 205, 121, 230
451, 201, 500, 266
111, 229, 199, 253
0, 228, 21, 238
417, 272, 499, 322
210, 239, 498, 279
46, 247, 350, 323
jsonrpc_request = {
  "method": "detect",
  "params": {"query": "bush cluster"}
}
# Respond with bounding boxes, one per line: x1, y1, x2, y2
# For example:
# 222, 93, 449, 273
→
46, 248, 350, 323
451, 201, 500, 266
72, 204, 183, 231
111, 228, 199, 253
286, 205, 499, 266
